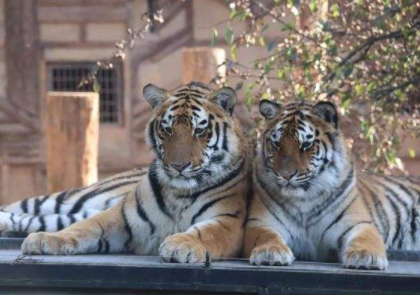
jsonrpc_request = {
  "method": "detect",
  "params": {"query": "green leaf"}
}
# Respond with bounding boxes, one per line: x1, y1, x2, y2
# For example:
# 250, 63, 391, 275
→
409, 148, 416, 158
330, 3, 340, 18
91, 64, 100, 76
355, 84, 364, 95
230, 9, 239, 19
230, 44, 238, 61
235, 82, 243, 91
93, 79, 101, 93
309, 0, 317, 12
343, 65, 354, 78
211, 27, 218, 46
225, 26, 234, 45
261, 25, 270, 32
267, 41, 277, 52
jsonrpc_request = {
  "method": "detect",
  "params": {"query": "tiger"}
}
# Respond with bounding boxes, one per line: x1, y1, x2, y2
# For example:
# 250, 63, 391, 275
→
0, 82, 252, 263
244, 99, 420, 270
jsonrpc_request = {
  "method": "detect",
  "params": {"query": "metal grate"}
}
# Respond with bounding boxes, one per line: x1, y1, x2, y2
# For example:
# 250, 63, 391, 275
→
47, 63, 123, 124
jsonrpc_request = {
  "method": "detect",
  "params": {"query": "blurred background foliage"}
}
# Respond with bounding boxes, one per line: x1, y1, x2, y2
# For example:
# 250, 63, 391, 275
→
211, 0, 420, 173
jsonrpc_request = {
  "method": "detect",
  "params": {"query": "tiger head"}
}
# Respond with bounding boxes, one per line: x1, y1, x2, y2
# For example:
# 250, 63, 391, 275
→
258, 100, 351, 198
144, 82, 247, 189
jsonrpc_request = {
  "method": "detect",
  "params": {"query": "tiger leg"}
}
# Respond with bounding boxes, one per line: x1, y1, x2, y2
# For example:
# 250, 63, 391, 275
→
244, 226, 294, 266
21, 203, 127, 255
159, 216, 244, 263
341, 223, 388, 270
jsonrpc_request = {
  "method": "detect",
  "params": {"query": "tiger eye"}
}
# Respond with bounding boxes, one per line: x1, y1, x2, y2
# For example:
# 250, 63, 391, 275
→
301, 141, 312, 151
164, 127, 172, 135
195, 128, 206, 137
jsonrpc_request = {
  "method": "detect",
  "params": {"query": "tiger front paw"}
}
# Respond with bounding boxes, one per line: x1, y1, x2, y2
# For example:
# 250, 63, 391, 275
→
159, 233, 207, 263
250, 243, 295, 266
21, 232, 79, 255
343, 248, 388, 270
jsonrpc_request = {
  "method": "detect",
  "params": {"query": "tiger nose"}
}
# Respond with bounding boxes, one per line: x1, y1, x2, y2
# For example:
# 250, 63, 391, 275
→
170, 162, 191, 172
279, 170, 297, 180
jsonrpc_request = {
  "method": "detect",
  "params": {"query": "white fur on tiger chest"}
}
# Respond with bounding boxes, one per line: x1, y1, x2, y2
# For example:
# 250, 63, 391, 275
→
127, 183, 199, 255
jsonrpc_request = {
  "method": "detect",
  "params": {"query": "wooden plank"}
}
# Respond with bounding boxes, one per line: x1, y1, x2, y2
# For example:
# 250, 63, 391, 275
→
45, 92, 99, 193
38, 0, 128, 7
0, 249, 419, 294
182, 47, 226, 84
38, 6, 128, 22
0, 123, 30, 135
4, 0, 41, 131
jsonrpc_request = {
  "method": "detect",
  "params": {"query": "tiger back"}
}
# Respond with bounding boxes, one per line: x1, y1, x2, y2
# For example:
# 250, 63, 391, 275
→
244, 99, 420, 270
1, 82, 251, 263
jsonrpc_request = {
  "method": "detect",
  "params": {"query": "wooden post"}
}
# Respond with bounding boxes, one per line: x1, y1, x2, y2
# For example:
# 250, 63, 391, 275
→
182, 47, 226, 84
45, 92, 99, 193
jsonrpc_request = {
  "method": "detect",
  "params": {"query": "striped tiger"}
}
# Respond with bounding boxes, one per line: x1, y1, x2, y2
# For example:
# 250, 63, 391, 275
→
244, 100, 420, 270
1, 82, 252, 263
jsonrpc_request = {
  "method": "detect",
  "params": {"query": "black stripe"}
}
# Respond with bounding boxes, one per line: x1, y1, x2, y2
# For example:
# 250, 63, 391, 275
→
411, 207, 418, 244
210, 122, 220, 150
104, 239, 110, 253
222, 122, 229, 151
307, 168, 355, 226
24, 216, 36, 232
69, 181, 138, 214
67, 214, 77, 225
148, 120, 158, 151
320, 196, 358, 243
148, 163, 172, 219
34, 196, 50, 215
383, 175, 416, 202
39, 216, 46, 232
54, 192, 67, 214
188, 159, 245, 203
337, 221, 373, 250
195, 226, 203, 242
20, 199, 28, 213
259, 196, 293, 240
360, 180, 390, 243
57, 216, 64, 231
190, 194, 235, 225
135, 189, 156, 235
256, 172, 301, 224
97, 240, 103, 253
96, 170, 146, 187
18, 215, 25, 232
358, 182, 383, 236
216, 211, 241, 219
121, 203, 133, 251
9, 213, 15, 230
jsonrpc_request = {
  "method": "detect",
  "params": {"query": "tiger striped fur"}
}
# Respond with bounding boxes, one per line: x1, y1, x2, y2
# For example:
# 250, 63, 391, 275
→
244, 100, 420, 270
2, 82, 252, 263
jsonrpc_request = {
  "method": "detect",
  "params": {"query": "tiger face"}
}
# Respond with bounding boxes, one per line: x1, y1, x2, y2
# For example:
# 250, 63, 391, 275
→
258, 100, 348, 198
144, 82, 244, 189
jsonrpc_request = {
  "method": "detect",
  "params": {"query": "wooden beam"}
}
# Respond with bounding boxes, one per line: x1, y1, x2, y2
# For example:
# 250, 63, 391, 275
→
4, 0, 41, 131
182, 47, 226, 84
45, 92, 99, 193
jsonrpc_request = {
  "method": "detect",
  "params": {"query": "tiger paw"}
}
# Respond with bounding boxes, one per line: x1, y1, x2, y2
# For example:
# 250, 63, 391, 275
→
159, 233, 207, 263
343, 249, 388, 270
250, 243, 295, 266
21, 232, 79, 255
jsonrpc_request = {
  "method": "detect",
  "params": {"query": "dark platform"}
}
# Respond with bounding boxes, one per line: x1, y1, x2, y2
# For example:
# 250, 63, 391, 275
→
0, 238, 419, 295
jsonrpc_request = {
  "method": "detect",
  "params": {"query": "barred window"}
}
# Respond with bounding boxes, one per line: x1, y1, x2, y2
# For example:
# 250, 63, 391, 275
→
47, 63, 123, 124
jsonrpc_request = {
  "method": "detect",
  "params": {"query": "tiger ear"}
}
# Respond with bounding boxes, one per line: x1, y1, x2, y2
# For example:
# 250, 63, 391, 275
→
210, 87, 237, 115
143, 84, 169, 109
259, 100, 281, 120
313, 101, 339, 128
